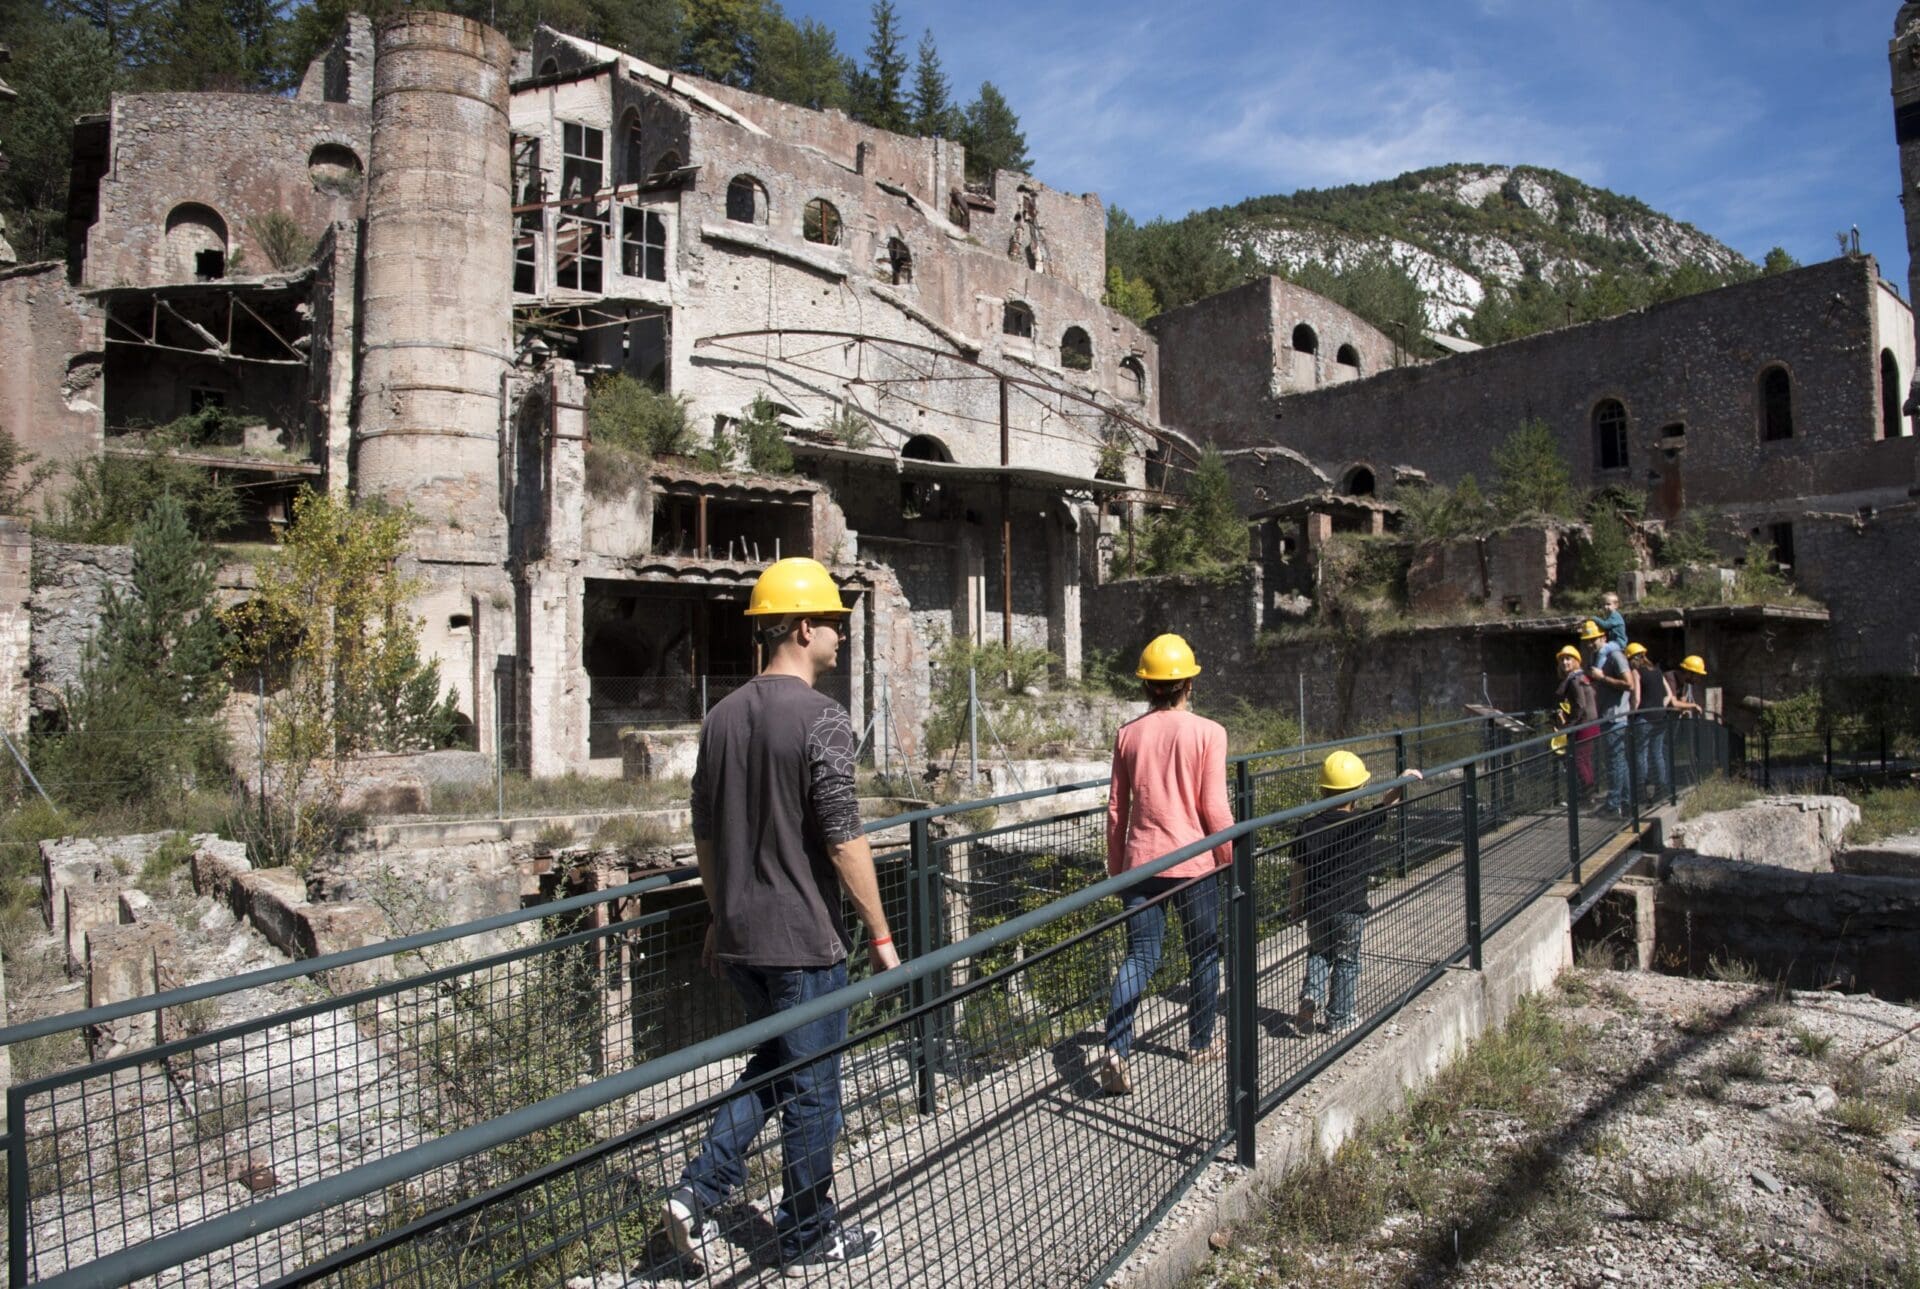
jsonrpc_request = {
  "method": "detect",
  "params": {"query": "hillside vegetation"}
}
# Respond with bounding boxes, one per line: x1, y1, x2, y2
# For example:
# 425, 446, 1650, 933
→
1107, 163, 1796, 345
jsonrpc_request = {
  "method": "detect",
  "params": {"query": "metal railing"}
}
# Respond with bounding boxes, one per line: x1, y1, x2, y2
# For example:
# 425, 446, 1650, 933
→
1747, 720, 1915, 792
0, 710, 1730, 1287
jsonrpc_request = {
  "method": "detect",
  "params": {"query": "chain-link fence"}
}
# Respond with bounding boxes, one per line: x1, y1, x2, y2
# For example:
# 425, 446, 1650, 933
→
0, 711, 1733, 1287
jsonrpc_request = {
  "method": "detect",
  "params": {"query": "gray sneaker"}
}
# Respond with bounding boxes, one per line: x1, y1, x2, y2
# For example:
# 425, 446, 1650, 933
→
662, 1187, 715, 1265
1295, 997, 1318, 1033
783, 1223, 882, 1278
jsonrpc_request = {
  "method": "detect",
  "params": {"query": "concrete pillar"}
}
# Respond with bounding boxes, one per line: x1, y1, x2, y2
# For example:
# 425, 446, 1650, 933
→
522, 567, 587, 777
0, 517, 30, 738
954, 525, 984, 643
1303, 511, 1333, 551
845, 586, 867, 737
1047, 507, 1082, 680
317, 221, 358, 498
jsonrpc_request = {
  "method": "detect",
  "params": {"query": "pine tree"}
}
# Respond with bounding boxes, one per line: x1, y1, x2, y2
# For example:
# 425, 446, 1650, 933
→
1491, 419, 1574, 521
753, 12, 850, 110
37, 494, 230, 808
909, 28, 955, 136
0, 17, 121, 261
852, 0, 907, 132
1143, 447, 1244, 575
678, 0, 759, 87
960, 81, 1030, 181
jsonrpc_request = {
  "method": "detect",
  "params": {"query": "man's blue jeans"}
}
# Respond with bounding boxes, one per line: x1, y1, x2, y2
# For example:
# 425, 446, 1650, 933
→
1602, 718, 1630, 811
1105, 873, 1221, 1059
680, 960, 848, 1260
1301, 910, 1366, 1025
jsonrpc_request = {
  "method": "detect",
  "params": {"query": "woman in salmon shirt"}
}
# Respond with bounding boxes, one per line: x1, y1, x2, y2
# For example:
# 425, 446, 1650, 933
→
1096, 633, 1235, 1096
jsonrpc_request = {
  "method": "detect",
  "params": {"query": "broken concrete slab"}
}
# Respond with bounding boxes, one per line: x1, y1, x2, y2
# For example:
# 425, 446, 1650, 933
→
1835, 834, 1920, 878
118, 889, 154, 924
85, 921, 177, 1058
1667, 795, 1860, 871
65, 885, 121, 976
190, 837, 253, 904
231, 867, 310, 957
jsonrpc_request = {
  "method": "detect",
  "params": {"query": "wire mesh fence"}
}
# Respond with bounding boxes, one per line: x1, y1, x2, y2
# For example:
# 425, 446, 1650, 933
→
0, 711, 1732, 1288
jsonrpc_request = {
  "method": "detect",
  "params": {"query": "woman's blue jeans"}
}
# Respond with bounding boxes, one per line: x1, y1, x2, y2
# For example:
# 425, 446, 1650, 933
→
1105, 873, 1221, 1059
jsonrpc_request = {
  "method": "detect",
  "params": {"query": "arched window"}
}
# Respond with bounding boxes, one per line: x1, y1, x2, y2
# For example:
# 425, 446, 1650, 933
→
1759, 365, 1794, 441
1335, 343, 1361, 371
620, 109, 644, 185
1881, 349, 1905, 439
901, 434, 951, 462
164, 203, 228, 280
538, 57, 559, 76
726, 175, 768, 225
803, 198, 841, 245
1119, 355, 1147, 402
650, 149, 683, 182
1344, 466, 1375, 497
1291, 323, 1318, 355
1002, 300, 1033, 338
307, 143, 363, 195
1060, 326, 1092, 371
881, 237, 912, 285
1593, 398, 1629, 470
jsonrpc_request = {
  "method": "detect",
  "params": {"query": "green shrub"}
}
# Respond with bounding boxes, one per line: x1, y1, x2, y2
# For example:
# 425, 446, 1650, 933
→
739, 395, 795, 474
1136, 447, 1246, 576
585, 374, 689, 496
1658, 509, 1717, 568
1492, 420, 1574, 521
46, 454, 241, 544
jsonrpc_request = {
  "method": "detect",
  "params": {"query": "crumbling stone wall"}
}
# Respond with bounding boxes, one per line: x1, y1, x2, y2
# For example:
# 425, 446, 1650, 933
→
1773, 503, 1920, 676
28, 539, 132, 717
1153, 276, 1401, 448
1218, 257, 1919, 512
81, 92, 370, 288
0, 263, 102, 499
1406, 523, 1570, 615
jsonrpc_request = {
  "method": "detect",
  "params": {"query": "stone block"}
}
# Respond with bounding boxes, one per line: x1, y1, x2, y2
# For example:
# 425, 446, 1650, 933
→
65, 886, 121, 977
118, 889, 154, 924
232, 867, 310, 956
85, 921, 176, 1058
1668, 795, 1860, 871
295, 903, 396, 989
191, 838, 253, 904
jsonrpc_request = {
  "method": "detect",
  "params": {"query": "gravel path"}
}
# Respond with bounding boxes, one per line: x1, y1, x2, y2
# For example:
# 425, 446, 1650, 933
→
1192, 970, 1920, 1287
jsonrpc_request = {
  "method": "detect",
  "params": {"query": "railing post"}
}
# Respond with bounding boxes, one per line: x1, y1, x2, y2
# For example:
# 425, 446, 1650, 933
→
1824, 727, 1834, 793
1627, 714, 1642, 831
1666, 712, 1679, 807
1462, 761, 1483, 971
1880, 724, 1889, 776
908, 817, 942, 1115
1235, 757, 1254, 823
700, 673, 708, 720
1761, 727, 1772, 791
8, 1085, 27, 1288
1394, 732, 1409, 878
1228, 826, 1258, 1167
1566, 739, 1583, 886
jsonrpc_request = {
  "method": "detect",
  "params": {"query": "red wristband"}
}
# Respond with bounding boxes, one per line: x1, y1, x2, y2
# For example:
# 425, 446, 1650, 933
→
870, 935, 893, 948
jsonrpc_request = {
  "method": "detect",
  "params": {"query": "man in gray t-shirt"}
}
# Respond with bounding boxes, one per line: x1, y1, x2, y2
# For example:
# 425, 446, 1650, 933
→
664, 558, 897, 1276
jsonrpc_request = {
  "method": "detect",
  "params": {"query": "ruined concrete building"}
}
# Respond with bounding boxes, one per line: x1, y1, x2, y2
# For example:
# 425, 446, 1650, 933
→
0, 13, 1176, 770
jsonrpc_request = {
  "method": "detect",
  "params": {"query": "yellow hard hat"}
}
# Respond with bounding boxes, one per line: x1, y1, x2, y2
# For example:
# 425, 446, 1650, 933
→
1135, 633, 1202, 681
1319, 749, 1370, 793
1556, 645, 1582, 662
1550, 733, 1569, 755
1680, 655, 1707, 676
1577, 619, 1605, 642
1625, 642, 1647, 659
744, 557, 848, 617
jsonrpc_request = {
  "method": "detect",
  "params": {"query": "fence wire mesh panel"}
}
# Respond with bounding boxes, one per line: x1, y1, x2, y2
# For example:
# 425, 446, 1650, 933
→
0, 712, 1733, 1288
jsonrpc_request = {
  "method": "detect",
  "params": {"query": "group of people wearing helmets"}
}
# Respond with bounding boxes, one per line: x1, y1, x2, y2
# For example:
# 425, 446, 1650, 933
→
658, 560, 1710, 1274
1552, 591, 1709, 815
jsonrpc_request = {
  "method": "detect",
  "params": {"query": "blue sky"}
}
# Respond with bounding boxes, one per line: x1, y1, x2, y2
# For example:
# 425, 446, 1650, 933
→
802, 0, 1909, 284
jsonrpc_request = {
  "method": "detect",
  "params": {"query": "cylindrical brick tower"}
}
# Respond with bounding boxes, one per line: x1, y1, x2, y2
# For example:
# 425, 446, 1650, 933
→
356, 11, 512, 550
